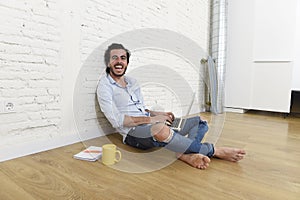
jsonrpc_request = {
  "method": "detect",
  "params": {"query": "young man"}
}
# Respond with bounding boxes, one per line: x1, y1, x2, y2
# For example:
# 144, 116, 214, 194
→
97, 43, 245, 169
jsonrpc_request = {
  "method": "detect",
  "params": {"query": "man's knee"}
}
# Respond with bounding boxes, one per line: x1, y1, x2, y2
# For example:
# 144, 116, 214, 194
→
151, 123, 173, 143
199, 120, 209, 131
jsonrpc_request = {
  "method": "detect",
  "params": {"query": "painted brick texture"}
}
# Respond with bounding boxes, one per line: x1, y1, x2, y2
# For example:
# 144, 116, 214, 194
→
0, 0, 210, 161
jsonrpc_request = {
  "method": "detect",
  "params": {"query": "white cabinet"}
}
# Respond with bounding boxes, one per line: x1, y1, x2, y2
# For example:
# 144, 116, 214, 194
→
250, 62, 293, 112
225, 0, 297, 113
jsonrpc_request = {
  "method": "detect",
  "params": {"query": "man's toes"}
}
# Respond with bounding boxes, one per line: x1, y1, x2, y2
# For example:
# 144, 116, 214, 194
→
203, 156, 211, 163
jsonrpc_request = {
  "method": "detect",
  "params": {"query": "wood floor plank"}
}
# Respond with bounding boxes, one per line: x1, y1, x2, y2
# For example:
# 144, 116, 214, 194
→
0, 112, 299, 199
0, 170, 36, 200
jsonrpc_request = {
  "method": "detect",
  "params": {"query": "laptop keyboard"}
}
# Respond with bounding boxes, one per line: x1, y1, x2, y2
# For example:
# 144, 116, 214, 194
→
171, 118, 181, 127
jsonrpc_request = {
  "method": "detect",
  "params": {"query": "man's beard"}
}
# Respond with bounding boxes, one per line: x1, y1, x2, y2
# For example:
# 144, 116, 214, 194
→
110, 66, 127, 77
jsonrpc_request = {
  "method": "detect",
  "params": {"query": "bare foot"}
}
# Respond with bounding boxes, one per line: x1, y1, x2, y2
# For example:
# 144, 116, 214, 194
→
213, 147, 246, 162
177, 153, 211, 169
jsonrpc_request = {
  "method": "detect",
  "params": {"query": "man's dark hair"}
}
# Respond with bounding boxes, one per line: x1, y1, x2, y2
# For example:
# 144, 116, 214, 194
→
104, 43, 130, 74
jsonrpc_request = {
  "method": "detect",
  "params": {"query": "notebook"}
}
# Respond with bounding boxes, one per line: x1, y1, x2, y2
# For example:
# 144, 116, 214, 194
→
73, 146, 102, 162
168, 93, 196, 131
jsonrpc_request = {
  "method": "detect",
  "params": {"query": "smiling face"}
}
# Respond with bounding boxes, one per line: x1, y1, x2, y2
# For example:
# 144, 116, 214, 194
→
108, 49, 128, 78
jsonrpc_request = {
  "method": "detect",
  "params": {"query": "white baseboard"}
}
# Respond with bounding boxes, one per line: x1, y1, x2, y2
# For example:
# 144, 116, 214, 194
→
225, 107, 248, 113
0, 132, 105, 162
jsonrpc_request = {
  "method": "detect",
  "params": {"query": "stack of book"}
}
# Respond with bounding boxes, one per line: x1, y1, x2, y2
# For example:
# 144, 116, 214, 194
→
73, 146, 102, 161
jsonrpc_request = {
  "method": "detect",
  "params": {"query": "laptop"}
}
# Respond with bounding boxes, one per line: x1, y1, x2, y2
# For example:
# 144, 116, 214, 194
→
167, 93, 196, 131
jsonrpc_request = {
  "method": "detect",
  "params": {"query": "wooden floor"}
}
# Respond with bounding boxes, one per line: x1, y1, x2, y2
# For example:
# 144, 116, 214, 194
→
1, 112, 300, 200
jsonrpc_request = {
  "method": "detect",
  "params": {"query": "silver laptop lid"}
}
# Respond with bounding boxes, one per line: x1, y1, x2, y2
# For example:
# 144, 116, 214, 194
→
184, 92, 196, 116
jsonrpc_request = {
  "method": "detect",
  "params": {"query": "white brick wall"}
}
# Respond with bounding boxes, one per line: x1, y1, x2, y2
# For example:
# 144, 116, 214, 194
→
0, 0, 62, 161
0, 0, 210, 161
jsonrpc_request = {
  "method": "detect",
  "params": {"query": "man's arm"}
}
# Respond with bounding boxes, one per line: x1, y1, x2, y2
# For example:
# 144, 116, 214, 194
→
146, 109, 175, 121
123, 115, 151, 127
123, 114, 174, 127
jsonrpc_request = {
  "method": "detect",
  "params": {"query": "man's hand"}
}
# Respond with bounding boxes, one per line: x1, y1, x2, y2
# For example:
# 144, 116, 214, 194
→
148, 110, 175, 121
150, 113, 174, 125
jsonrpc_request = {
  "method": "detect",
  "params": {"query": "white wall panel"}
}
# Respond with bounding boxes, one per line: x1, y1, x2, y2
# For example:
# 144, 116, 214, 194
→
253, 0, 297, 61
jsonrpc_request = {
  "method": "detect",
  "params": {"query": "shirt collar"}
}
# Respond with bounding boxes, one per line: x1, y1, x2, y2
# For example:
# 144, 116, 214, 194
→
107, 74, 132, 87
107, 74, 116, 84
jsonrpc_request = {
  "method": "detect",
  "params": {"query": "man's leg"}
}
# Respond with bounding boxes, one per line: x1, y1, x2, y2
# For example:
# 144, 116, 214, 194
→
125, 124, 158, 150
178, 116, 208, 142
126, 123, 245, 169
187, 119, 208, 142
151, 123, 246, 164
151, 123, 214, 156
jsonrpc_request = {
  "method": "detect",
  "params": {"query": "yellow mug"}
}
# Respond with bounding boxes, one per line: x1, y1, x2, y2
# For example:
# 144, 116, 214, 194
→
102, 144, 122, 165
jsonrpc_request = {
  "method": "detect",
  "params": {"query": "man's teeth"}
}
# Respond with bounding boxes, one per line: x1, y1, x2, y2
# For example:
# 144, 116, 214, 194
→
115, 65, 122, 69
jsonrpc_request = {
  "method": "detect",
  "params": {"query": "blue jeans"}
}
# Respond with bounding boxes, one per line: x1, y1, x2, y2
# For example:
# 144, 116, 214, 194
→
124, 116, 215, 157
